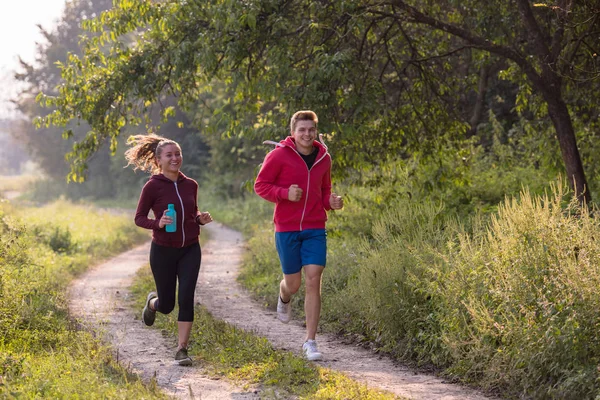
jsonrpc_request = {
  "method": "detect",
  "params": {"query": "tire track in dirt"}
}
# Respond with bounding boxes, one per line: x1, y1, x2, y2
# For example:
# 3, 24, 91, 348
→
68, 221, 496, 400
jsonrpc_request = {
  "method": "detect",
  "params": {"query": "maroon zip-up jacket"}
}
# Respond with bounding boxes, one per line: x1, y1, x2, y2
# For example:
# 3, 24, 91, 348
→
135, 172, 202, 248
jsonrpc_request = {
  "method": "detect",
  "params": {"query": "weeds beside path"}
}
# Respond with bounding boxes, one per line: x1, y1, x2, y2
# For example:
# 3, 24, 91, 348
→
68, 221, 494, 400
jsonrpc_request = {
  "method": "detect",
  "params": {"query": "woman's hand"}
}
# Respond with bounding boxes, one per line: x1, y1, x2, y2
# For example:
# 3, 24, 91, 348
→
197, 211, 213, 225
158, 210, 173, 228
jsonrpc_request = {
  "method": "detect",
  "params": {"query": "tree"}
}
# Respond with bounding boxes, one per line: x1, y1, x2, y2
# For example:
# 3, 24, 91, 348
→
385, 0, 598, 203
14, 0, 210, 200
14, 0, 114, 180
37, 0, 599, 202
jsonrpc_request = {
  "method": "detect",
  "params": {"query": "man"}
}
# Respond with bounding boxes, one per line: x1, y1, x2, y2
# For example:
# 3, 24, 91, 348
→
254, 110, 344, 361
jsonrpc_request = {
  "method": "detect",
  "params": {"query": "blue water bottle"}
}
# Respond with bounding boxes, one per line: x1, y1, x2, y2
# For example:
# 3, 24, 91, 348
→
165, 204, 177, 232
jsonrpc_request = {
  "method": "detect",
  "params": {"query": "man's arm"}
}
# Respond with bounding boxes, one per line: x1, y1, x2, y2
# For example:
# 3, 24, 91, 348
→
254, 151, 288, 202
321, 162, 333, 211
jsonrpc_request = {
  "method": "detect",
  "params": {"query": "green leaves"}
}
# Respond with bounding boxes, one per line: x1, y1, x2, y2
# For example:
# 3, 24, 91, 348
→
29, 0, 599, 200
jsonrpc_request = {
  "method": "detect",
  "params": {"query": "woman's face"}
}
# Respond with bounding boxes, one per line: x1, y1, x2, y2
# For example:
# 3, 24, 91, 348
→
157, 143, 182, 174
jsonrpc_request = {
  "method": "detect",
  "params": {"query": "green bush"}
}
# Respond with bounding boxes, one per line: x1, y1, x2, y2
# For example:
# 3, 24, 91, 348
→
323, 196, 456, 365
331, 181, 600, 399
436, 183, 600, 398
229, 176, 600, 398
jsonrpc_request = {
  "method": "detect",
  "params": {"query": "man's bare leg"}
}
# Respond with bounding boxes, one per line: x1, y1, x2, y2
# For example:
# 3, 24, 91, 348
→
303, 264, 324, 341
280, 272, 301, 302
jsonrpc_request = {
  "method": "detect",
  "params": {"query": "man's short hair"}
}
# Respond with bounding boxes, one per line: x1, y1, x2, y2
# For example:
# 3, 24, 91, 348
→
290, 110, 318, 132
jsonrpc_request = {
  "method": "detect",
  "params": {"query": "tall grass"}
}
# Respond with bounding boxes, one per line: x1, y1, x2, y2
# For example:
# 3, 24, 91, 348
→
0, 175, 40, 197
436, 183, 600, 398
0, 200, 163, 398
212, 178, 600, 399
329, 181, 600, 398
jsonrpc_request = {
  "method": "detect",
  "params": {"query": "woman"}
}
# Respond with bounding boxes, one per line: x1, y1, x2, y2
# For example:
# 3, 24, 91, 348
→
125, 133, 213, 366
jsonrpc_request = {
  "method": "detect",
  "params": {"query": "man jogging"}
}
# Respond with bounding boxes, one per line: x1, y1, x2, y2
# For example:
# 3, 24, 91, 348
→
254, 110, 343, 361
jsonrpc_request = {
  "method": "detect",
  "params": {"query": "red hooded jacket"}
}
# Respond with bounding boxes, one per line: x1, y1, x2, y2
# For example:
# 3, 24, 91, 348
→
254, 136, 332, 232
135, 172, 202, 247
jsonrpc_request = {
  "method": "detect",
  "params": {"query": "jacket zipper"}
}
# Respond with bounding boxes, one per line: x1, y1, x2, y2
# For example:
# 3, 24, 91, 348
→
295, 148, 328, 231
173, 181, 185, 247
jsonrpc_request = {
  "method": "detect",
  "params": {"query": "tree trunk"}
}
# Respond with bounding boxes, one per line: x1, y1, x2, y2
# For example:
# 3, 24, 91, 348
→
467, 64, 491, 137
544, 93, 591, 204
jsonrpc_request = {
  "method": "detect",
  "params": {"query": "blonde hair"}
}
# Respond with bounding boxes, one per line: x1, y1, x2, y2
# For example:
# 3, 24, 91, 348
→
290, 110, 318, 132
124, 133, 180, 174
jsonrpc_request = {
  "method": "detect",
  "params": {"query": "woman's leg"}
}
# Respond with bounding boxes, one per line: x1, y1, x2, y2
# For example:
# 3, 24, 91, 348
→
177, 321, 193, 350
149, 242, 177, 314
176, 243, 201, 349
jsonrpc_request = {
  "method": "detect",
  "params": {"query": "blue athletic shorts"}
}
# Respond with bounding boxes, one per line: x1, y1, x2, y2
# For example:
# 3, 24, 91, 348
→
275, 229, 327, 275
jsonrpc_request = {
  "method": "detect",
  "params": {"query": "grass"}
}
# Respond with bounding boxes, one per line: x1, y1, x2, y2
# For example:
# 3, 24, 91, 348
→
0, 174, 40, 197
0, 199, 165, 399
130, 264, 402, 399
202, 178, 600, 399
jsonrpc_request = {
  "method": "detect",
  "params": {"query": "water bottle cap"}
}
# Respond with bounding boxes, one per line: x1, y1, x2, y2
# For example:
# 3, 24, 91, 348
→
168, 203, 174, 209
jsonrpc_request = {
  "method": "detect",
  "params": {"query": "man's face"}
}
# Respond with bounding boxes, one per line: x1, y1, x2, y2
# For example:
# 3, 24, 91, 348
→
292, 120, 317, 153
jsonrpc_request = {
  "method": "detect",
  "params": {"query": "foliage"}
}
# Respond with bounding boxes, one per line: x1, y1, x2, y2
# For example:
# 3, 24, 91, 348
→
12, 0, 209, 200
198, 191, 273, 236
13, 0, 114, 180
191, 81, 269, 198
31, 0, 600, 204
0, 174, 40, 195
435, 183, 600, 398
0, 200, 159, 398
214, 171, 600, 399
343, 184, 600, 398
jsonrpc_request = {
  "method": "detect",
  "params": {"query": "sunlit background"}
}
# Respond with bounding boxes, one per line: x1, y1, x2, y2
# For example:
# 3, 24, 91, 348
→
0, 0, 65, 118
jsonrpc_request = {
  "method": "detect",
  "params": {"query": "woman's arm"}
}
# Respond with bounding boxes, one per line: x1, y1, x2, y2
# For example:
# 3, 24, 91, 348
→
134, 182, 160, 230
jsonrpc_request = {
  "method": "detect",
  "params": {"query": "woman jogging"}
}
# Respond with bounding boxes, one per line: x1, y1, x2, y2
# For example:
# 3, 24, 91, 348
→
254, 110, 343, 361
125, 133, 213, 366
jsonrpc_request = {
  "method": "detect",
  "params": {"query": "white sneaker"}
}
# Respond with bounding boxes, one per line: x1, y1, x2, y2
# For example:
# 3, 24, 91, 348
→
302, 340, 322, 361
277, 296, 291, 323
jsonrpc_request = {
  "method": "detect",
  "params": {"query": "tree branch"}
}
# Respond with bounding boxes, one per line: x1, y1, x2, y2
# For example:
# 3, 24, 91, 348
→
379, 1, 548, 92
549, 0, 571, 63
561, 13, 600, 76
412, 45, 475, 63
515, 0, 552, 61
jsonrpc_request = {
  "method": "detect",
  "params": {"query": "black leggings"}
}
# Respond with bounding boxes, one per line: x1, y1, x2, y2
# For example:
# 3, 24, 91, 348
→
149, 242, 201, 322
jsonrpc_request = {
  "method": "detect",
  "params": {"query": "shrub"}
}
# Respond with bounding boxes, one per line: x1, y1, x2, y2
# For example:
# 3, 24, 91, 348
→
437, 182, 600, 398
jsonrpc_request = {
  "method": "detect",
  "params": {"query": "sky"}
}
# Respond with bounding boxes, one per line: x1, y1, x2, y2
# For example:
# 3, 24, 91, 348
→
0, 0, 67, 118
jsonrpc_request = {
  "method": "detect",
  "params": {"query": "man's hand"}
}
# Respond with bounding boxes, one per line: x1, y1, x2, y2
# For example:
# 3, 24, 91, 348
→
330, 193, 344, 210
288, 184, 303, 202
197, 211, 213, 225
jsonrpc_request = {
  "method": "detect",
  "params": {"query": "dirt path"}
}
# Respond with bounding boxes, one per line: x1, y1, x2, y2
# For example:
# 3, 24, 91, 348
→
68, 222, 495, 400
68, 239, 258, 399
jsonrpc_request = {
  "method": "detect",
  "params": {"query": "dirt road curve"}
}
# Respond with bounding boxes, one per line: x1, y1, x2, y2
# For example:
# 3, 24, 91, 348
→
68, 222, 494, 400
